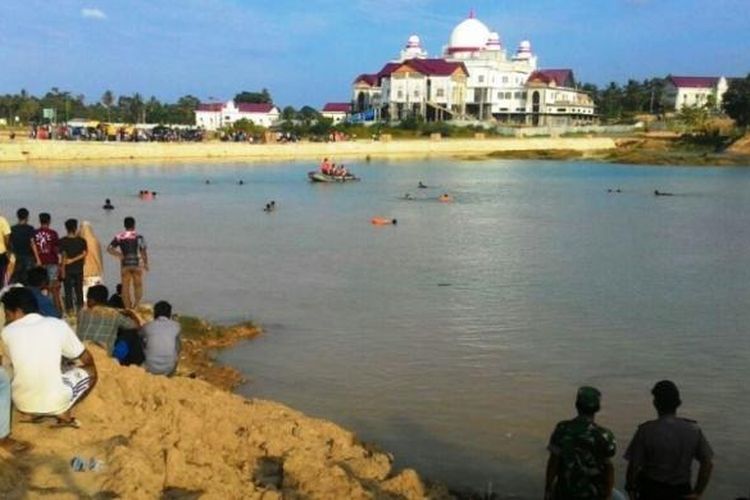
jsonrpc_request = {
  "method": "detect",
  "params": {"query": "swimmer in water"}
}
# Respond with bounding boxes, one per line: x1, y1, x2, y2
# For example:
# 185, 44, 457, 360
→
438, 193, 453, 203
404, 193, 414, 200
238, 180, 244, 185
205, 179, 211, 185
418, 181, 427, 189
654, 190, 673, 196
103, 198, 115, 210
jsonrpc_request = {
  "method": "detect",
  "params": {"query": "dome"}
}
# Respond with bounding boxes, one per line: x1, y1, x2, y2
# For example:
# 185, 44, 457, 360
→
486, 32, 501, 51
515, 40, 532, 59
406, 35, 421, 48
448, 16, 492, 51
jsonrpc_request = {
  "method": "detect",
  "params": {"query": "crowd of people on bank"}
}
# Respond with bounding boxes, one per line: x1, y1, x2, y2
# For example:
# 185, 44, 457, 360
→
27, 123, 204, 143
0, 208, 182, 452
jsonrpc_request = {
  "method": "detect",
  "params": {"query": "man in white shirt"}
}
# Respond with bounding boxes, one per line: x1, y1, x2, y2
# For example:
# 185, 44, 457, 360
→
1, 287, 97, 427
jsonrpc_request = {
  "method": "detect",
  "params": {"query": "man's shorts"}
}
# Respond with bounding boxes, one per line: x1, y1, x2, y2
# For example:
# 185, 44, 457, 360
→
61, 367, 92, 411
45, 264, 59, 283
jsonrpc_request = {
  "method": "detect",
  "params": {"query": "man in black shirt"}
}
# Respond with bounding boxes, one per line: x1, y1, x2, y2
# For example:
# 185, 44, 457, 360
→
59, 219, 88, 315
9, 208, 36, 284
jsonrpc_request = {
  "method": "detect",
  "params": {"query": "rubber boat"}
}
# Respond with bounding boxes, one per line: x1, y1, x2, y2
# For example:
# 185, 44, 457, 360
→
308, 171, 360, 183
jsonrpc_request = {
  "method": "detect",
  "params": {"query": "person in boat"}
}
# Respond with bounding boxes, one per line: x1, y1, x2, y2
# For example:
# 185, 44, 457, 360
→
418, 181, 427, 189
103, 199, 115, 210
654, 190, 673, 196
320, 158, 331, 174
339, 165, 349, 178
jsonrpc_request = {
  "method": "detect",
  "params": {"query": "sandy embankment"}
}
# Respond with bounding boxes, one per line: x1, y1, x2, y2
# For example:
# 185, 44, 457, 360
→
0, 137, 616, 165
0, 343, 449, 499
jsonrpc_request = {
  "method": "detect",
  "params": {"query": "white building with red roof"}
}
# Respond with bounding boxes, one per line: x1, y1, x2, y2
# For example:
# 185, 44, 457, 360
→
321, 103, 352, 124
195, 101, 280, 131
351, 12, 595, 126
662, 76, 730, 111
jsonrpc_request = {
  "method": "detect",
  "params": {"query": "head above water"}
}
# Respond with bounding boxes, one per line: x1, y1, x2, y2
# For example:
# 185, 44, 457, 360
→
575, 386, 601, 415
87, 284, 109, 306
124, 216, 136, 230
652, 380, 681, 414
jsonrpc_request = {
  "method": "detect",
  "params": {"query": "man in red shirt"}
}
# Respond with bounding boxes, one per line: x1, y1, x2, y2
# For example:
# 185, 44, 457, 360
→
31, 213, 62, 312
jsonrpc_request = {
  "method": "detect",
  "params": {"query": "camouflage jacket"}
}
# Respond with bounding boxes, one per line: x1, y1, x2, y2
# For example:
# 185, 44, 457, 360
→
548, 416, 617, 500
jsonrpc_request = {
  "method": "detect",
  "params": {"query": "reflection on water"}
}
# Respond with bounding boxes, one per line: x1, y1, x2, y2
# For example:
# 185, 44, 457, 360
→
2, 159, 750, 498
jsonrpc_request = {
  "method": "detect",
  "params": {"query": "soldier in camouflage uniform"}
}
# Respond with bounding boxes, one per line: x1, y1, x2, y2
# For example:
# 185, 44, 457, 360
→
545, 386, 617, 500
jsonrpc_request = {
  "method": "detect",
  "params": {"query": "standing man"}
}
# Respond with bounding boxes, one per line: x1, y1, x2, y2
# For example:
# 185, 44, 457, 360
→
31, 212, 62, 312
1, 287, 97, 427
59, 219, 88, 315
545, 386, 616, 500
107, 217, 148, 309
625, 380, 713, 500
9, 208, 36, 285
0, 207, 10, 288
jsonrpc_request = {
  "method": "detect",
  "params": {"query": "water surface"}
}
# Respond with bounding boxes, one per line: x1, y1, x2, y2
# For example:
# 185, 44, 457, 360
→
2, 159, 748, 498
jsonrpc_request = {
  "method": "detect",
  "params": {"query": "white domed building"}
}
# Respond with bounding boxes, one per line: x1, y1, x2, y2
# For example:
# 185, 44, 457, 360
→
351, 13, 595, 126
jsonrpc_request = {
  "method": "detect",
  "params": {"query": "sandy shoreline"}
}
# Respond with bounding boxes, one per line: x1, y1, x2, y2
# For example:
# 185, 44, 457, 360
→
0, 317, 450, 499
0, 137, 616, 165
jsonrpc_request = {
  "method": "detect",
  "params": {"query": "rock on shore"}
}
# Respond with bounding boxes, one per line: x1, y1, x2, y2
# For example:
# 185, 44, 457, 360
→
0, 345, 448, 499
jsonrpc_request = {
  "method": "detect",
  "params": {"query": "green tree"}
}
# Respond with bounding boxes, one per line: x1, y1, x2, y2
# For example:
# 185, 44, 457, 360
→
234, 88, 272, 104
723, 74, 750, 128
282, 105, 296, 120
678, 104, 709, 131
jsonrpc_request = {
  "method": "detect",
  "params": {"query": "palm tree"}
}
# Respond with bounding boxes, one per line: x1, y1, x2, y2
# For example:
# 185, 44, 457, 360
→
101, 90, 114, 122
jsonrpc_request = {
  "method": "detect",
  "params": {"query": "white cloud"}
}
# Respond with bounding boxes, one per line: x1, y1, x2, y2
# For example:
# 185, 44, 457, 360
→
81, 7, 107, 20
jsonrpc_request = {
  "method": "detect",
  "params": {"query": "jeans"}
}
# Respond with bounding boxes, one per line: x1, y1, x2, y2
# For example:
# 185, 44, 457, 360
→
10, 254, 35, 284
121, 266, 143, 309
0, 253, 7, 289
0, 368, 10, 439
63, 272, 84, 314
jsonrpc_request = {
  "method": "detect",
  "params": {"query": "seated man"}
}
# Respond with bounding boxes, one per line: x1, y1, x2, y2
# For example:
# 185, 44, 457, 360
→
140, 301, 181, 375
77, 285, 140, 356
1, 287, 97, 426
26, 266, 62, 318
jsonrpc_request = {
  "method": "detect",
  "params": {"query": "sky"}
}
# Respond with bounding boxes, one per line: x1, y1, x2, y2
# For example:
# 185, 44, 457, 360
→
0, 0, 748, 108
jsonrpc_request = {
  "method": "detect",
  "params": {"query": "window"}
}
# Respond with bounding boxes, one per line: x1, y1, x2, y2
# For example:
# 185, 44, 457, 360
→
505, 92, 512, 99
514, 92, 522, 98
397, 90, 403, 99
497, 92, 503, 99
414, 90, 420, 98
502, 76, 508, 83
436, 88, 445, 98
557, 108, 567, 112
478, 75, 485, 83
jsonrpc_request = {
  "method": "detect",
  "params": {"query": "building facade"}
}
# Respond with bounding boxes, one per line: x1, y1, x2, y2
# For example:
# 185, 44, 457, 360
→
195, 101, 280, 130
352, 13, 595, 126
661, 76, 729, 111
321, 103, 352, 124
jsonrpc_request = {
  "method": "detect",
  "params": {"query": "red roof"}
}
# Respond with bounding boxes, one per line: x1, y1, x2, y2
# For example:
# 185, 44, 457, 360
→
237, 103, 276, 113
407, 58, 467, 76
667, 76, 720, 89
528, 69, 575, 87
322, 103, 351, 113
354, 73, 379, 86
377, 62, 401, 79
377, 59, 467, 78
196, 102, 276, 113
196, 102, 223, 112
